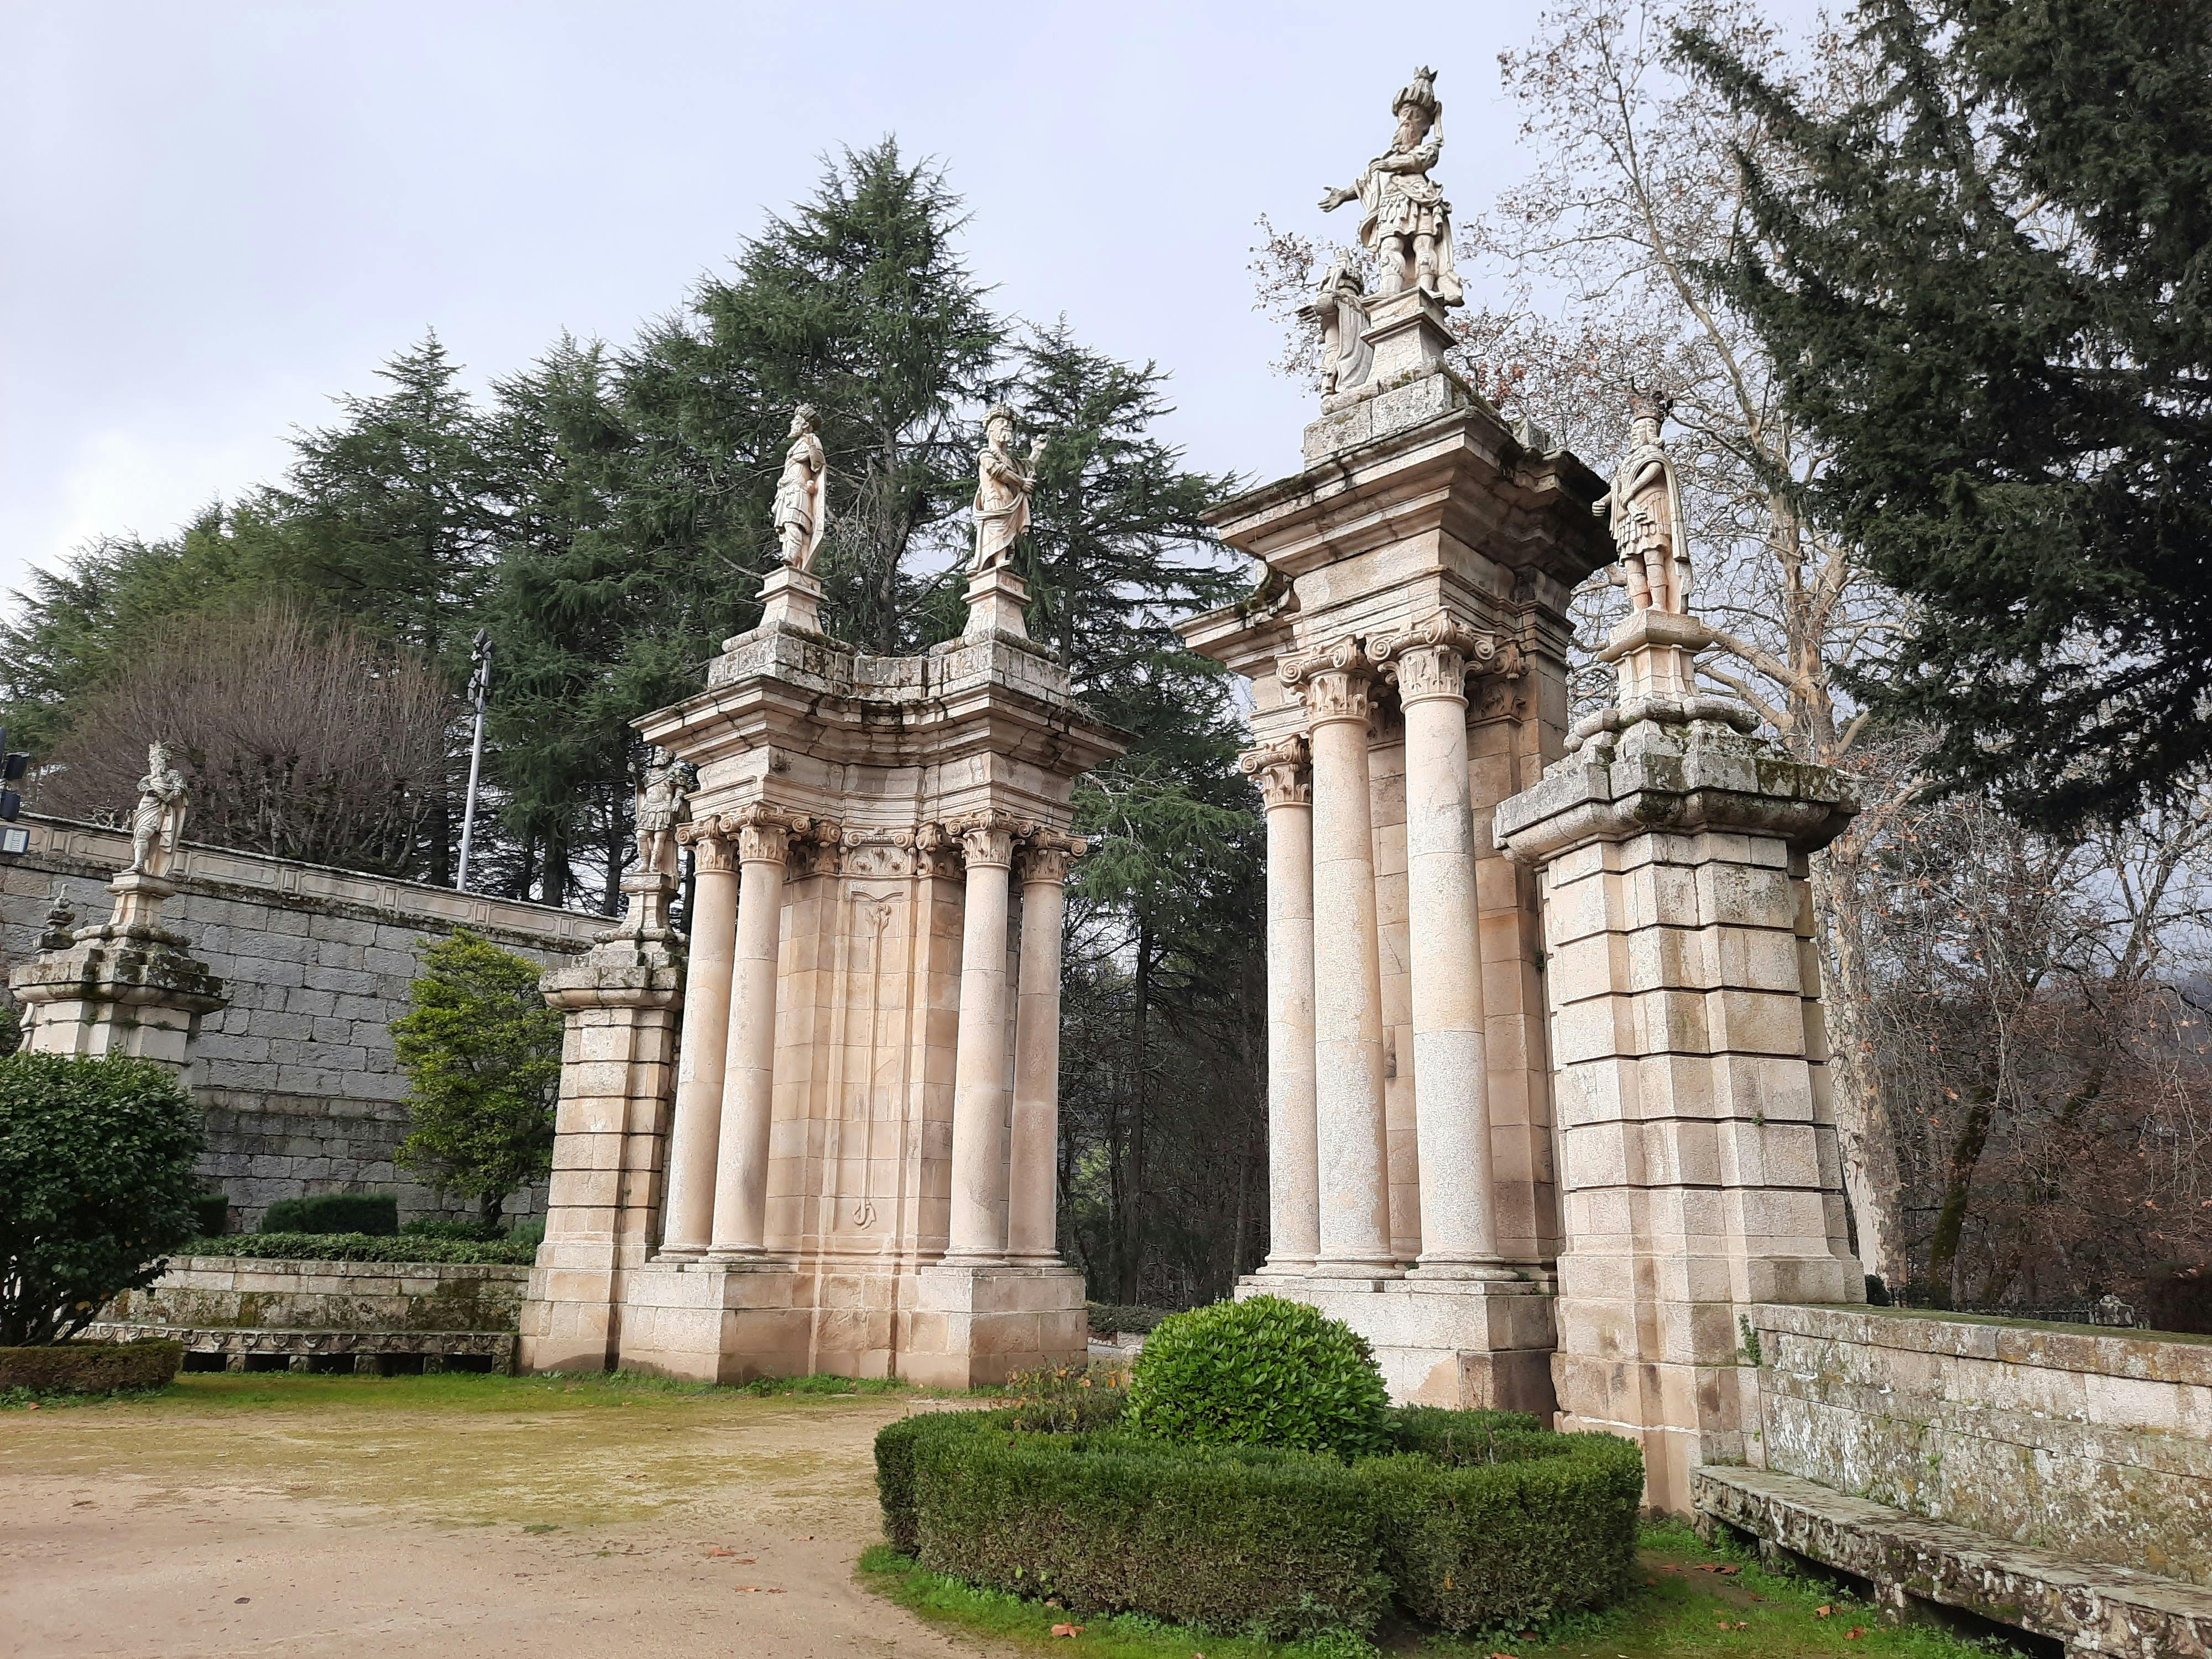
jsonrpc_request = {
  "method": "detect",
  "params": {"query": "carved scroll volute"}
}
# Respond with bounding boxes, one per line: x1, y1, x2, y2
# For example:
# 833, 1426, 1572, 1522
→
1238, 735, 1312, 809
1018, 828, 1085, 885
677, 817, 739, 875
1369, 612, 1507, 705
947, 808, 1018, 870
722, 801, 800, 866
1280, 637, 1375, 726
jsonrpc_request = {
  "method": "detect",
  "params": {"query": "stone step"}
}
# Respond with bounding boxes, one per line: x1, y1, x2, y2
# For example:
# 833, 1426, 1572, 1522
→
1694, 1463, 2212, 1658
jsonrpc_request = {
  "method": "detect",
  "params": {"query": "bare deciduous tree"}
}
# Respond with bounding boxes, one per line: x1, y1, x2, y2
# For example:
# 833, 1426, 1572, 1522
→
38, 602, 458, 876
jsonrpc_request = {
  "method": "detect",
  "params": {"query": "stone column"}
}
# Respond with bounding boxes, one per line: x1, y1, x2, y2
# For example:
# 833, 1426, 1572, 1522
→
519, 868, 685, 1372
658, 822, 739, 1256
1007, 831, 1078, 1264
707, 806, 792, 1258
1376, 619, 1508, 1275
1240, 737, 1319, 1274
11, 874, 226, 1074
945, 812, 1017, 1262
1293, 645, 1397, 1273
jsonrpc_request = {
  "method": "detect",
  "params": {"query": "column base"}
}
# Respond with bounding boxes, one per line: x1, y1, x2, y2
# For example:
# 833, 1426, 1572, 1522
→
1406, 1258, 1526, 1283
1238, 1270, 1558, 1415
904, 1260, 1085, 1389
1254, 1255, 1320, 1276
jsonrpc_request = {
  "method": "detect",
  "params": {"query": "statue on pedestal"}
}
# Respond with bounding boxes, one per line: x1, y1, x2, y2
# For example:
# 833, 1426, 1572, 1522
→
970, 405, 1044, 574
123, 742, 189, 879
1319, 66, 1464, 306
1301, 255, 1375, 397
773, 404, 828, 571
1594, 394, 1691, 615
634, 752, 691, 879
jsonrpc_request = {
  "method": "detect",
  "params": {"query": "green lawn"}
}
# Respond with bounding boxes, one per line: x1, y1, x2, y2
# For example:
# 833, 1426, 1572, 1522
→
858, 1521, 2024, 1659
1, 1366, 936, 1414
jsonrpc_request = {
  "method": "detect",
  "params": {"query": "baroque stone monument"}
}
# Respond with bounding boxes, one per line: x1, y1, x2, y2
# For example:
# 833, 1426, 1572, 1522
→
11, 741, 226, 1070
1178, 71, 1610, 1412
1494, 398, 1863, 1514
521, 408, 1121, 1385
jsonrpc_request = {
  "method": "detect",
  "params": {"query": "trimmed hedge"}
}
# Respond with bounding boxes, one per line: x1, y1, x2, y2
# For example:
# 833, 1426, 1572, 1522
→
260, 1194, 399, 1236
1085, 1301, 1170, 1337
876, 1404, 1643, 1639
0, 1338, 184, 1392
184, 1232, 538, 1266
191, 1194, 232, 1239
1125, 1295, 1391, 1458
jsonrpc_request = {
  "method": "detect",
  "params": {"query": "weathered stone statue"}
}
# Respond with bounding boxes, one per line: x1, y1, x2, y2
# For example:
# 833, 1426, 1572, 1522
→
1301, 255, 1375, 397
1594, 393, 1690, 615
633, 752, 690, 879
1319, 66, 1463, 307
772, 404, 828, 571
123, 742, 189, 878
969, 405, 1044, 574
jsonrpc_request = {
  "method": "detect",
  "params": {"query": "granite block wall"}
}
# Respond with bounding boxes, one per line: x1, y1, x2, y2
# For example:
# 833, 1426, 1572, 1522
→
0, 815, 597, 1227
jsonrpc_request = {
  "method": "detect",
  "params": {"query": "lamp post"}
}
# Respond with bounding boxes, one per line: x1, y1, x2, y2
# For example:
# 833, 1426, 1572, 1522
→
455, 629, 492, 893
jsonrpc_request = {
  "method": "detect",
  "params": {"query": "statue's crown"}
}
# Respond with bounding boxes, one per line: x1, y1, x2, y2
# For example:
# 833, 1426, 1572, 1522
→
1393, 66, 1441, 119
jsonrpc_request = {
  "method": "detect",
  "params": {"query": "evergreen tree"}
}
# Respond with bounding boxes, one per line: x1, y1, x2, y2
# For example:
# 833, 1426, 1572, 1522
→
1681, 0, 2212, 827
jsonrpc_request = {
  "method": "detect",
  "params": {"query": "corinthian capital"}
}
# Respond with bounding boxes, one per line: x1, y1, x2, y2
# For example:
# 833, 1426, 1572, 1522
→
679, 818, 740, 874
1369, 612, 1507, 705
721, 801, 801, 865
1018, 828, 1085, 885
1238, 735, 1312, 808
1281, 637, 1375, 726
947, 808, 1018, 869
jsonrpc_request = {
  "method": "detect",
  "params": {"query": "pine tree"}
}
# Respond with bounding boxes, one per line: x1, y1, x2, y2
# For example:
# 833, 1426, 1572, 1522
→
1680, 0, 2212, 827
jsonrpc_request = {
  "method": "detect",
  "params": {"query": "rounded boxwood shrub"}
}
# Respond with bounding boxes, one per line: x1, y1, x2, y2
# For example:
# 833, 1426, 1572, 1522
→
0, 1053, 203, 1345
1124, 1295, 1390, 1458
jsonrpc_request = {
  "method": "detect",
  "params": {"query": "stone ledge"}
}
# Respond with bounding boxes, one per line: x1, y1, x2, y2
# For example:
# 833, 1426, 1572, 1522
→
1695, 1464, 2212, 1657
1754, 1301, 2212, 1388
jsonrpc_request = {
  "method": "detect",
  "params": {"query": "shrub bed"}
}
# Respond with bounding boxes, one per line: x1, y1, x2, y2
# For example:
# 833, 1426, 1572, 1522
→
0, 1338, 184, 1392
260, 1194, 399, 1236
181, 1232, 538, 1266
876, 1404, 1643, 1640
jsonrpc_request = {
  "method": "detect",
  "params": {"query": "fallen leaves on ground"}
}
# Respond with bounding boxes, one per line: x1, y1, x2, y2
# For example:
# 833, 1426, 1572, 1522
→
1716, 1620, 1749, 1630
1693, 1562, 1741, 1575
1815, 1604, 1834, 1618
1845, 1627, 1867, 1640
1050, 1622, 1083, 1637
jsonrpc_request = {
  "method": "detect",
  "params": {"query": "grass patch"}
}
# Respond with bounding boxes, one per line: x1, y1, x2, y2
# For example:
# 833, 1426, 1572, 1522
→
857, 1521, 2032, 1658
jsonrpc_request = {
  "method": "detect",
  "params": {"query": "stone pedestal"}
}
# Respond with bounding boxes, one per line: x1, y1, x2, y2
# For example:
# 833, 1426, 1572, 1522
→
1494, 612, 1864, 1512
515, 874, 684, 1374
1179, 332, 1613, 1411
10, 872, 225, 1073
755, 564, 825, 635
545, 564, 1121, 1385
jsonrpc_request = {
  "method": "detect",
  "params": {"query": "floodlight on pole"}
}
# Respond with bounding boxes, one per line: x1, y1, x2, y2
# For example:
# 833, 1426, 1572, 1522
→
455, 629, 493, 893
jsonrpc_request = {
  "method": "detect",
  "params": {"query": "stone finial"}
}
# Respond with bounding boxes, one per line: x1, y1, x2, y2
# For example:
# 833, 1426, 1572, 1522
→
37, 899, 76, 952
1319, 67, 1463, 307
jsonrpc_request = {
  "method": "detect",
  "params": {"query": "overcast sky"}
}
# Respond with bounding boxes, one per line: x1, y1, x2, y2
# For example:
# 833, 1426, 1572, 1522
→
3, 4, 1592, 602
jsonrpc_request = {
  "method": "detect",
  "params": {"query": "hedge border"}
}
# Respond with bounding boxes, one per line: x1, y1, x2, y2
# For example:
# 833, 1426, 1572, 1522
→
0, 1339, 184, 1392
185, 1232, 538, 1265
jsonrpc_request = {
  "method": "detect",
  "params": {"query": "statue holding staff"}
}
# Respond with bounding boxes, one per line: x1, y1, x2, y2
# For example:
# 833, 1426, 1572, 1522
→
123, 741, 189, 879
773, 404, 828, 570
969, 404, 1044, 574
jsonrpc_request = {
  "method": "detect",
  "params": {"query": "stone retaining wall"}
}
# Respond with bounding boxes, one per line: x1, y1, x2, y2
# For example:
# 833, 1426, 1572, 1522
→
90, 1255, 532, 1373
0, 815, 596, 1226
1743, 1302, 2212, 1589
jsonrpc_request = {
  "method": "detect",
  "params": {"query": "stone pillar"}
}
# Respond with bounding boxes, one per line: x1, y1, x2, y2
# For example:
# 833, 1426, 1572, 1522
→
1241, 737, 1319, 1275
11, 873, 225, 1074
707, 806, 792, 1258
945, 812, 1016, 1262
659, 823, 739, 1257
1375, 619, 1508, 1275
1293, 645, 1397, 1274
519, 864, 686, 1373
1495, 608, 1864, 1512
1006, 831, 1077, 1264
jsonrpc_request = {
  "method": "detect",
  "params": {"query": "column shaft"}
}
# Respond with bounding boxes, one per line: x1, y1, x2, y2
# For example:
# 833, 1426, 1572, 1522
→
1393, 637, 1503, 1270
945, 817, 1016, 1261
660, 831, 739, 1255
1242, 739, 1318, 1272
1007, 835, 1076, 1262
1301, 657, 1396, 1271
707, 814, 790, 1256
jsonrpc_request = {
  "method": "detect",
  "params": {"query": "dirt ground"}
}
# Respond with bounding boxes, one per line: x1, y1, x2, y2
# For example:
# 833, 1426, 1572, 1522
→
0, 1373, 989, 1659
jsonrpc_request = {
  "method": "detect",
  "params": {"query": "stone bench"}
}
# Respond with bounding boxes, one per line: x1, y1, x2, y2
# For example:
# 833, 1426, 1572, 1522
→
1695, 1464, 2212, 1658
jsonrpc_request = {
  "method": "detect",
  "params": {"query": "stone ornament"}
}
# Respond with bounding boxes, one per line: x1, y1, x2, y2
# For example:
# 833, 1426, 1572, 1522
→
1595, 393, 1691, 615
970, 405, 1044, 574
948, 808, 1019, 868
1238, 735, 1313, 808
1319, 66, 1464, 307
1016, 828, 1086, 884
773, 404, 829, 571
1301, 255, 1375, 398
720, 802, 807, 865
123, 741, 189, 879
1370, 613, 1515, 703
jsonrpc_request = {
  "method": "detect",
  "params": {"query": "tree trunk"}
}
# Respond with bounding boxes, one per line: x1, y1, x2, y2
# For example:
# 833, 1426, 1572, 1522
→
1927, 1089, 1998, 1307
1117, 924, 1152, 1305
1812, 841, 1906, 1285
